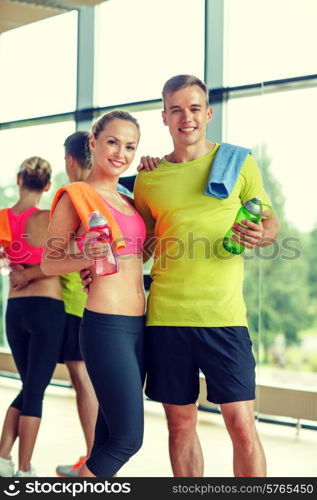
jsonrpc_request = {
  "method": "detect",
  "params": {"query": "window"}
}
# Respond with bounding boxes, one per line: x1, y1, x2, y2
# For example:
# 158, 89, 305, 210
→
0, 121, 75, 205
120, 108, 173, 176
0, 12, 77, 122
224, 0, 317, 86
226, 87, 317, 390
226, 87, 317, 230
95, 0, 205, 106
223, 0, 317, 392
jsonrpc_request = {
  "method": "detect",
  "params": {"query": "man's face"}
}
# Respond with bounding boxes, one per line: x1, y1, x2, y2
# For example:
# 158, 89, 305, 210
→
162, 85, 212, 147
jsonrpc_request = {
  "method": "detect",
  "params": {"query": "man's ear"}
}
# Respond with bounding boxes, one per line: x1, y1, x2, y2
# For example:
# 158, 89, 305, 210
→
206, 106, 213, 123
162, 110, 168, 126
65, 154, 74, 169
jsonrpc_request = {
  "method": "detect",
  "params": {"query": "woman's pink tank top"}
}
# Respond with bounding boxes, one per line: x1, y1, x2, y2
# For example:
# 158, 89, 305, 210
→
103, 198, 146, 256
5, 207, 44, 265
76, 198, 146, 256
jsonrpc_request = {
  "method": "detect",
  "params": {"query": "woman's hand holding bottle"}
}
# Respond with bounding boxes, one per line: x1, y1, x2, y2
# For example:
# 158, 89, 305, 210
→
77, 211, 119, 276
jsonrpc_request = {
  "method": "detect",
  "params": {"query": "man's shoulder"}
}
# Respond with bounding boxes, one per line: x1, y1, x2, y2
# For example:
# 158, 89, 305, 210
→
134, 170, 149, 187
240, 153, 259, 175
135, 164, 164, 183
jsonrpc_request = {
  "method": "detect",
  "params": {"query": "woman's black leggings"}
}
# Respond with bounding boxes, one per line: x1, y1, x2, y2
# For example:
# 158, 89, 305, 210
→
5, 297, 65, 418
79, 309, 145, 477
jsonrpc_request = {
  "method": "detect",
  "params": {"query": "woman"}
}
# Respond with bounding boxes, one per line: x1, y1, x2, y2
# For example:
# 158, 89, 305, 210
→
42, 110, 146, 477
0, 157, 65, 477
56, 131, 98, 477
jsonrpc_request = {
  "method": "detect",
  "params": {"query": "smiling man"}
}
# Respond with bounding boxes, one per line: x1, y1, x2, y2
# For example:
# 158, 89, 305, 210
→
134, 74, 279, 477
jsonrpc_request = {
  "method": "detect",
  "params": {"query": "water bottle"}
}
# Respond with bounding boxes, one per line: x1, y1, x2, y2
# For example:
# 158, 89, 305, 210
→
223, 197, 263, 255
88, 211, 119, 276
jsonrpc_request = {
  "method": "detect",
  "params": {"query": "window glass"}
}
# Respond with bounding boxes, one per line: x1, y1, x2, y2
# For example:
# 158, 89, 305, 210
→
95, 0, 205, 106
120, 108, 173, 177
226, 87, 317, 230
0, 275, 9, 348
226, 87, 317, 390
224, 0, 317, 86
0, 11, 77, 122
0, 121, 75, 209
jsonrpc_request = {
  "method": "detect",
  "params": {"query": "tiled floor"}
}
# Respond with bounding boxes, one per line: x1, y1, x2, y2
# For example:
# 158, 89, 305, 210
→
0, 377, 316, 477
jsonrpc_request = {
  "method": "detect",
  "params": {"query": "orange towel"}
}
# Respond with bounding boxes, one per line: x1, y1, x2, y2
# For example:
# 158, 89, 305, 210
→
50, 182, 126, 251
0, 209, 12, 247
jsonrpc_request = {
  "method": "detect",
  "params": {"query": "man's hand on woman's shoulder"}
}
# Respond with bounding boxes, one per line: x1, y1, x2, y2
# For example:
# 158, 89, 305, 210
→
137, 156, 161, 172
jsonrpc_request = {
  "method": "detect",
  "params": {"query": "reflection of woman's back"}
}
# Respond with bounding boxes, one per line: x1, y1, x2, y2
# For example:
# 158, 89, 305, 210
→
7, 206, 61, 299
0, 157, 65, 477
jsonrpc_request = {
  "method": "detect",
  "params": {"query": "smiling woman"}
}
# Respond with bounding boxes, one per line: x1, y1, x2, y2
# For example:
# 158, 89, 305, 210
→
89, 111, 140, 178
41, 110, 147, 478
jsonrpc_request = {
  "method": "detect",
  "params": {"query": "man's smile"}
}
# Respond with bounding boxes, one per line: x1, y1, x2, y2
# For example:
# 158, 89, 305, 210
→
178, 126, 198, 134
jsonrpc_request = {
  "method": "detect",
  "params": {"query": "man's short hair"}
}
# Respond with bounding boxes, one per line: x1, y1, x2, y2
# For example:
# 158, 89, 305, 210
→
162, 74, 209, 108
64, 131, 92, 169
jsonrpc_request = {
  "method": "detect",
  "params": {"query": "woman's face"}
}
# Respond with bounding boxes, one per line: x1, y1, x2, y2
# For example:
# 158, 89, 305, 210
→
90, 119, 139, 178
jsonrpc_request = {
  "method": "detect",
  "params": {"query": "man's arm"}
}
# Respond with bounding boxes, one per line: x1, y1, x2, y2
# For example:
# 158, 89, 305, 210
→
134, 171, 157, 263
235, 155, 279, 249
80, 268, 92, 294
261, 213, 279, 246
232, 213, 279, 249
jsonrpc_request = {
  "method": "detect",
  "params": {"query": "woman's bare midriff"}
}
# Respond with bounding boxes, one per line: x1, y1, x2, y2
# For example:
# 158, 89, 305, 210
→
86, 255, 146, 316
9, 271, 63, 300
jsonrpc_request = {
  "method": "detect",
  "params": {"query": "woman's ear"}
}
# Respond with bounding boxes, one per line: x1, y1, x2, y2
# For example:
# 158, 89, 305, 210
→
43, 181, 51, 192
89, 134, 95, 151
17, 173, 21, 186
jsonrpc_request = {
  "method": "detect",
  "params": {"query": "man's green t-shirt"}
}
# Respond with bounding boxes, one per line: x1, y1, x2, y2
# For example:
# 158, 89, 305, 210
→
134, 144, 272, 328
60, 272, 86, 318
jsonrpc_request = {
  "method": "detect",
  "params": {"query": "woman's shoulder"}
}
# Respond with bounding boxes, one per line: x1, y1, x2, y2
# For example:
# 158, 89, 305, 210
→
27, 209, 50, 231
120, 193, 135, 207
31, 208, 50, 220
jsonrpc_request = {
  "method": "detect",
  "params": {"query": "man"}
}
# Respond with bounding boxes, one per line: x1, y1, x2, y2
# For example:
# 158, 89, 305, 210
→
83, 74, 279, 477
136, 74, 279, 477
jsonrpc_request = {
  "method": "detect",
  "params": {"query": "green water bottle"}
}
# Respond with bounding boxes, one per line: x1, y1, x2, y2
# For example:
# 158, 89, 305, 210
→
223, 197, 263, 254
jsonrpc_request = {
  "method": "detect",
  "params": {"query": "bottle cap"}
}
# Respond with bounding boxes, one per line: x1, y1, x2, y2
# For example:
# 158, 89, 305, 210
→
88, 210, 108, 228
244, 197, 262, 215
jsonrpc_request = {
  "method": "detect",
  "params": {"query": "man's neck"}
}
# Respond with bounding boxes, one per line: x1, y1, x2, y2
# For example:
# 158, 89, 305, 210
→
166, 140, 215, 163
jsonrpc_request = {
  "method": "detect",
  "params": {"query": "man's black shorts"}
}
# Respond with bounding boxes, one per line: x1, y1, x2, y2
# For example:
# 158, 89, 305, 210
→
145, 325, 256, 405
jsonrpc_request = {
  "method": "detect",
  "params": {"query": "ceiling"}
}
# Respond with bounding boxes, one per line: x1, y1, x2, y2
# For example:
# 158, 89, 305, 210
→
0, 0, 107, 33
